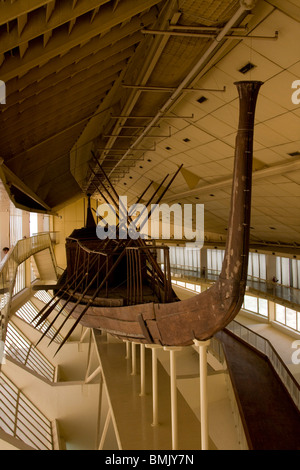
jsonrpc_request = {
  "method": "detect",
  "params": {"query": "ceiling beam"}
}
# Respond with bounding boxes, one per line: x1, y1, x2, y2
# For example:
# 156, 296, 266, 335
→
4, 11, 153, 92
0, 0, 161, 81
2, 88, 111, 144
100, 0, 180, 173
1, 86, 118, 160
1, 77, 118, 140
0, 0, 110, 55
0, 0, 53, 26
5, 48, 133, 108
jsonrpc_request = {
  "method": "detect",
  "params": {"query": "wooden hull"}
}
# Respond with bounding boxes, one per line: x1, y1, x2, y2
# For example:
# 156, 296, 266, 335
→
40, 81, 263, 353
62, 81, 263, 346
65, 274, 245, 346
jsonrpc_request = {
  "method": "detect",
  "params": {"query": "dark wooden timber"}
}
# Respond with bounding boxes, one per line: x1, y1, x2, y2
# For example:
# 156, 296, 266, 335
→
48, 81, 263, 350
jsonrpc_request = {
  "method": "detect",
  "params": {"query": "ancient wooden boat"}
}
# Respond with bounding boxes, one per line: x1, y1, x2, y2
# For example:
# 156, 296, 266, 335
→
34, 81, 263, 353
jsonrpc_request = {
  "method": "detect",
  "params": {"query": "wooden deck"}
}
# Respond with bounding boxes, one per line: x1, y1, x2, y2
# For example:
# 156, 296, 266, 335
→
217, 329, 300, 450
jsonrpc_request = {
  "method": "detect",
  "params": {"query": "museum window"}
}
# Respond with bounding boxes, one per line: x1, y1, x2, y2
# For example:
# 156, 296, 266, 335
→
242, 295, 268, 317
276, 257, 300, 289
275, 304, 300, 332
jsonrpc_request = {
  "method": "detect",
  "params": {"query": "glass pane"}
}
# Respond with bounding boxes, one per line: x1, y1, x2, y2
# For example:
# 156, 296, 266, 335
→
297, 312, 300, 332
275, 304, 285, 324
248, 253, 253, 277
258, 298, 268, 317
281, 257, 290, 287
186, 283, 195, 291
207, 249, 212, 272
244, 295, 258, 313
286, 308, 297, 330
276, 257, 282, 284
29, 212, 38, 237
252, 253, 259, 279
291, 259, 298, 288
259, 254, 266, 280
211, 250, 218, 273
170, 247, 176, 266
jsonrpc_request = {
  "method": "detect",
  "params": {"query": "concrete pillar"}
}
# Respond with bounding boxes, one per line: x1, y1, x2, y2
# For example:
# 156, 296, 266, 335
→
140, 344, 146, 396
145, 344, 161, 427
194, 339, 210, 450
164, 346, 182, 450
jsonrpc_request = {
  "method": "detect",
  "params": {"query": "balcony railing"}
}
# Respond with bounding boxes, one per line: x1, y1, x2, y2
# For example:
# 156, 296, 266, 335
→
0, 372, 53, 450
4, 322, 56, 382
0, 234, 57, 343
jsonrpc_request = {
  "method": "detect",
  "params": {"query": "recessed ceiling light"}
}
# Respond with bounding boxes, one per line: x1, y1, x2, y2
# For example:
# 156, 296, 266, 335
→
239, 62, 256, 74
183, 138, 191, 142
210, 194, 215, 197
269, 227, 276, 230
166, 146, 171, 150
197, 96, 207, 104
147, 159, 152, 162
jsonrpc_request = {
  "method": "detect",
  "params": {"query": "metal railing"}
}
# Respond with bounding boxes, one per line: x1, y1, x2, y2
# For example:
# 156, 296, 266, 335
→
4, 322, 56, 382
0, 234, 57, 343
15, 301, 64, 344
226, 320, 300, 411
0, 372, 53, 450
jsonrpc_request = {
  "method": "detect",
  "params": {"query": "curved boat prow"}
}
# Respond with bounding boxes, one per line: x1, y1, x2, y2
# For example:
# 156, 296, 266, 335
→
152, 81, 264, 345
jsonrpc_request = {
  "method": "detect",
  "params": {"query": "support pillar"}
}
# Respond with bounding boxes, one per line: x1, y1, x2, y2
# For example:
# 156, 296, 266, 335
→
124, 340, 131, 359
145, 344, 161, 427
131, 342, 137, 375
194, 339, 210, 450
164, 346, 182, 450
140, 344, 146, 396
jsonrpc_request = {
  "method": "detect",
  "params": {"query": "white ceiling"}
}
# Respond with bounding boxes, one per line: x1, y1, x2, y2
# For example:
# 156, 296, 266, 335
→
110, 2, 300, 248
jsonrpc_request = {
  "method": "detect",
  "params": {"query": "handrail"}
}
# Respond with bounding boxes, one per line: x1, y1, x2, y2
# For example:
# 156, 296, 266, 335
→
0, 372, 53, 450
5, 321, 56, 382
0, 234, 57, 343
225, 320, 300, 411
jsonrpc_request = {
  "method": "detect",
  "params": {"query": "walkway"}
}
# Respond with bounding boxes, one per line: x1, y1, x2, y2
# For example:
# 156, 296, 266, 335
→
217, 329, 300, 450
170, 267, 300, 310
